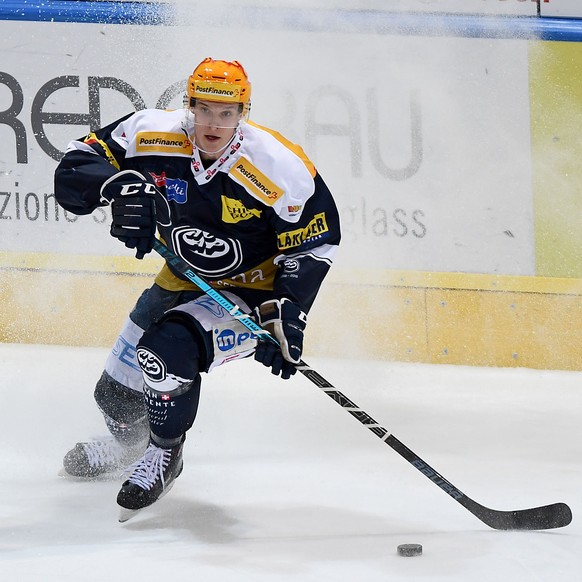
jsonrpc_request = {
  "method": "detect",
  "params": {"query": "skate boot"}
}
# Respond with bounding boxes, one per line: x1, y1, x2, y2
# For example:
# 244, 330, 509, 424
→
62, 436, 146, 479
117, 437, 184, 521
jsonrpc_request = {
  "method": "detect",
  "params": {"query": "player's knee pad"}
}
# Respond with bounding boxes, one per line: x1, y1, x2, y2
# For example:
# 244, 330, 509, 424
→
93, 371, 148, 446
137, 316, 202, 390
136, 316, 203, 440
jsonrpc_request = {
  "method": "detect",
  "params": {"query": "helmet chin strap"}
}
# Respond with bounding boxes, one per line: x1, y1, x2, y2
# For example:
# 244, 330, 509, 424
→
195, 145, 223, 156
195, 141, 231, 156
193, 122, 241, 157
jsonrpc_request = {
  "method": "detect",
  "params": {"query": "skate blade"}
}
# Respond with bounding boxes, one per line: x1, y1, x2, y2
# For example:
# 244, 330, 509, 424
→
119, 507, 141, 523
118, 479, 177, 523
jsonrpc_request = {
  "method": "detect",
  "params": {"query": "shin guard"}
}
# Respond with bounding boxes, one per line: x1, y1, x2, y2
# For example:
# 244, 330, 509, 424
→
137, 319, 202, 442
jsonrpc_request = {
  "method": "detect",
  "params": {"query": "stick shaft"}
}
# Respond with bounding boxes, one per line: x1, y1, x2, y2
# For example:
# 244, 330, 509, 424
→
152, 239, 572, 530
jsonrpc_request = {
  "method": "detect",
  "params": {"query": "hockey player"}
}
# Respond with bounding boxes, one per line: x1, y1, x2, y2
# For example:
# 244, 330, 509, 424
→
54, 57, 341, 515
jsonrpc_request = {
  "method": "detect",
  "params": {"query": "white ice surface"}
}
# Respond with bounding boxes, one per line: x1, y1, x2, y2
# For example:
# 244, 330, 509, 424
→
0, 343, 581, 581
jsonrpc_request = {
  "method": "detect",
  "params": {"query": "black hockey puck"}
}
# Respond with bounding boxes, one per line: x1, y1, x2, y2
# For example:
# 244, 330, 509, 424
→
397, 543, 422, 557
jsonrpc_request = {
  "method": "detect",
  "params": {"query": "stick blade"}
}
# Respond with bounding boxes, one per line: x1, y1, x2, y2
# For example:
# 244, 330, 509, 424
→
476, 502, 572, 531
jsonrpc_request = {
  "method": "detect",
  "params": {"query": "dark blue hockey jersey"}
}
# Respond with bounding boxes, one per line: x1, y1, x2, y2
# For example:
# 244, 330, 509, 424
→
54, 108, 341, 312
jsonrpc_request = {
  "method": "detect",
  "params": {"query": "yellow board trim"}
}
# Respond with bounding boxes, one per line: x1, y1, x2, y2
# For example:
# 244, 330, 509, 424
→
3, 251, 582, 371
3, 250, 582, 295
0, 250, 162, 275
330, 268, 582, 296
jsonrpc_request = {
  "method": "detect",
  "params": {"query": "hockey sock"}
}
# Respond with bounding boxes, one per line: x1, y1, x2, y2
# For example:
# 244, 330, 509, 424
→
94, 371, 149, 446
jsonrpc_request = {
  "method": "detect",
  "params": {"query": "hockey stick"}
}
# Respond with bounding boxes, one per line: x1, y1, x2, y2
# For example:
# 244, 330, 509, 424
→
153, 239, 572, 530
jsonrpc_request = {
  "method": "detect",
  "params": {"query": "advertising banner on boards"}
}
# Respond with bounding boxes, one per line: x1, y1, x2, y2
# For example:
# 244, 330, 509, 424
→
0, 15, 537, 276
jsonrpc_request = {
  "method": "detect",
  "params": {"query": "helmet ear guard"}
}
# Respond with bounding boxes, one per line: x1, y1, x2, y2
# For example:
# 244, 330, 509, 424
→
187, 57, 251, 117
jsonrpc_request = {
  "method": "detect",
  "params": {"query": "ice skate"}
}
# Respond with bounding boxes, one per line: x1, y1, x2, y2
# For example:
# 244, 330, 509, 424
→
117, 438, 184, 522
61, 436, 146, 479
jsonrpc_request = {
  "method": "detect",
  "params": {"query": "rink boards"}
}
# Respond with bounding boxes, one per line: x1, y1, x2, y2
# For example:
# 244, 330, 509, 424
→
3, 253, 582, 371
2, 5, 582, 370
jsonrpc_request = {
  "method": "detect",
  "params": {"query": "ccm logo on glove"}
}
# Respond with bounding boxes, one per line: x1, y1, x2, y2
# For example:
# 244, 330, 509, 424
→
117, 182, 158, 197
100, 170, 158, 260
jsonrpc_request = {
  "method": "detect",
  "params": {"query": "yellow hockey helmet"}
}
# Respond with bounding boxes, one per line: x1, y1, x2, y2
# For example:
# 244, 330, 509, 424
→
188, 58, 251, 116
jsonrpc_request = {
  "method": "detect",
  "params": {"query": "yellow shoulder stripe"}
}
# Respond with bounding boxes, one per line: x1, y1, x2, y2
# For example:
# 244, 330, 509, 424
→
83, 132, 121, 170
248, 121, 317, 178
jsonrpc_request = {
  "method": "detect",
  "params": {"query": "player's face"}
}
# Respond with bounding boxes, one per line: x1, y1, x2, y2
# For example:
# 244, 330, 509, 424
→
191, 100, 242, 159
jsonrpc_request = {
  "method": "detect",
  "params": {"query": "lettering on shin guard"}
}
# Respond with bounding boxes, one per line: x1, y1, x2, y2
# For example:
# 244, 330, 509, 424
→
136, 345, 201, 437
143, 385, 176, 429
141, 378, 201, 437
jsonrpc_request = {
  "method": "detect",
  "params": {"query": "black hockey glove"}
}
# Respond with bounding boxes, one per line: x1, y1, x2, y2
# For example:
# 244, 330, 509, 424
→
254, 298, 307, 380
100, 170, 157, 259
